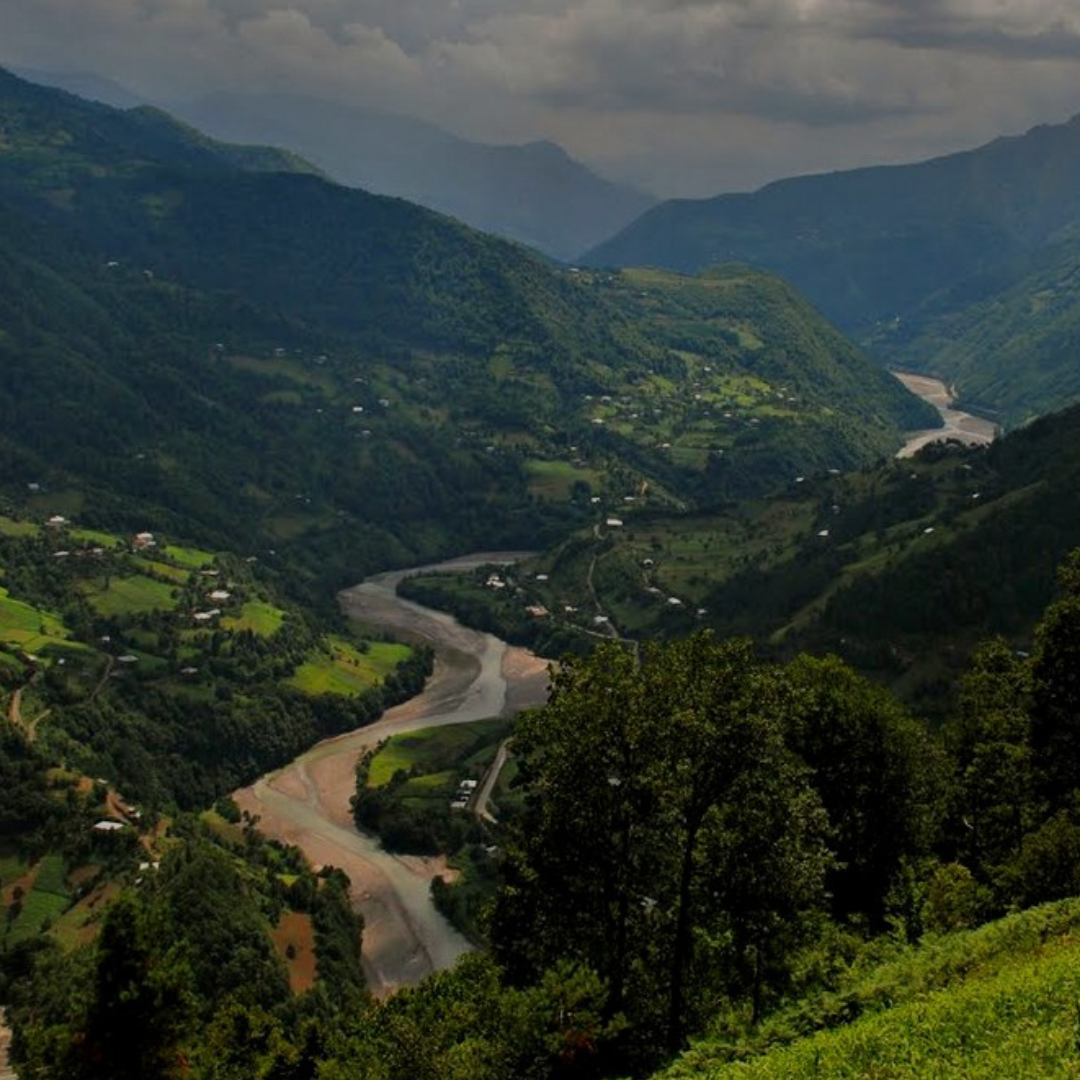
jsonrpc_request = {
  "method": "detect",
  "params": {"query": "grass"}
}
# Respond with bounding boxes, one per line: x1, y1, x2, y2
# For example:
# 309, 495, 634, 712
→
163, 543, 216, 569
0, 585, 76, 653
82, 573, 179, 616
366, 718, 509, 788
0, 515, 40, 538
221, 600, 286, 637
133, 558, 191, 583
69, 527, 123, 548
0, 851, 30, 885
661, 899, 1080, 1080
525, 458, 604, 501
288, 637, 411, 697
6, 853, 70, 944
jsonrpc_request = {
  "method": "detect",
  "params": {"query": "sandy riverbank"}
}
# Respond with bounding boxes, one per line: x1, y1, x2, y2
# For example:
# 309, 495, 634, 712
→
894, 371, 997, 458
234, 554, 550, 996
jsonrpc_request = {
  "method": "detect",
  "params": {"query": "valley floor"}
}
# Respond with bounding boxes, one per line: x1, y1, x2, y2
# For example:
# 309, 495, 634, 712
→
234, 555, 549, 995
893, 371, 997, 457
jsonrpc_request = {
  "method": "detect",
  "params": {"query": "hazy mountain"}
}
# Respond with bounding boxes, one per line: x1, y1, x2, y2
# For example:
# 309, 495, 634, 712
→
10, 65, 146, 109
170, 90, 657, 260
585, 112, 1080, 424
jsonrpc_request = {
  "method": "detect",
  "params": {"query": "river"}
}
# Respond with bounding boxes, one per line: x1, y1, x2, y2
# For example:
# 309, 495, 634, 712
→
893, 371, 997, 458
233, 553, 549, 996
233, 373, 977, 995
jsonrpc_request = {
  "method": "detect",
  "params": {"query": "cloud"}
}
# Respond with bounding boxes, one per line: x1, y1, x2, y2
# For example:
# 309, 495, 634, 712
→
1, 0, 1078, 195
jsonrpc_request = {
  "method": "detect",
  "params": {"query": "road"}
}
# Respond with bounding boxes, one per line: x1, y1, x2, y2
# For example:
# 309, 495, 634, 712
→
233, 553, 549, 996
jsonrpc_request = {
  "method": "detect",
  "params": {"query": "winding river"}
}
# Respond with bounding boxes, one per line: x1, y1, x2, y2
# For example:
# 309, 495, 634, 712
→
235, 373, 982, 996
893, 371, 997, 458
233, 554, 549, 995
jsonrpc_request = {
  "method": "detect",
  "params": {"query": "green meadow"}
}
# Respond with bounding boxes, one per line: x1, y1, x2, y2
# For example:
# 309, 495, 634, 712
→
288, 637, 410, 696
0, 515, 41, 538
82, 574, 179, 617
221, 600, 286, 637
366, 718, 509, 789
0, 586, 77, 654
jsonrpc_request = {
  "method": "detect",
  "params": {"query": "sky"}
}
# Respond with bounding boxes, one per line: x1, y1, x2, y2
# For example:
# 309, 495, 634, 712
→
3, 0, 1080, 197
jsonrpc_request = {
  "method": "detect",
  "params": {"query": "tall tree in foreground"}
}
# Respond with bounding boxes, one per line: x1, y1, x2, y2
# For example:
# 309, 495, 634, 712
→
492, 633, 831, 1065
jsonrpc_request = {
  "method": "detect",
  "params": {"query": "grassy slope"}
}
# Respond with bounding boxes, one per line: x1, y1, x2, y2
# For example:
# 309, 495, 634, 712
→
658, 900, 1080, 1080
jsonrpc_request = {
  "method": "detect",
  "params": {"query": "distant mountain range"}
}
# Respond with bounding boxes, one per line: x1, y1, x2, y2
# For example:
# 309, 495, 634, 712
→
169, 91, 656, 261
586, 112, 1080, 426
12, 68, 655, 261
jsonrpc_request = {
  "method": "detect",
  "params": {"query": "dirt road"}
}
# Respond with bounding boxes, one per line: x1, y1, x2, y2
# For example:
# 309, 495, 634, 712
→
234, 553, 549, 996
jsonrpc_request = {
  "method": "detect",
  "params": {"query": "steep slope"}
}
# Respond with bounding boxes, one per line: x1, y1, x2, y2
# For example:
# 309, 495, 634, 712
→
585, 113, 1080, 424
170, 90, 656, 260
874, 240, 1080, 426
486, 399, 1080, 712
0, 65, 934, 589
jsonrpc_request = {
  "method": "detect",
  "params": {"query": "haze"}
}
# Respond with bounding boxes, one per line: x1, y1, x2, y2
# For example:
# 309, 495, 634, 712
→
3, 0, 1079, 197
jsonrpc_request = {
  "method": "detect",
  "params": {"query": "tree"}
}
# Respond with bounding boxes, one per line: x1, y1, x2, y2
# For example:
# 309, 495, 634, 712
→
787, 654, 945, 926
492, 633, 831, 1062
947, 638, 1035, 885
1030, 550, 1080, 804
70, 892, 194, 1080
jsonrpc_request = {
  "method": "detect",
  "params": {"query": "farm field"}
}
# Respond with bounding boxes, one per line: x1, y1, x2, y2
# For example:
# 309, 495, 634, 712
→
0, 586, 79, 655
365, 718, 510, 790
82, 574, 179, 617
288, 637, 410, 696
221, 599, 286, 637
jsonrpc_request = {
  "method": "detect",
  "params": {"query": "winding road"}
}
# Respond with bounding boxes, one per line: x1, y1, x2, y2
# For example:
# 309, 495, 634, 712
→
233, 553, 549, 996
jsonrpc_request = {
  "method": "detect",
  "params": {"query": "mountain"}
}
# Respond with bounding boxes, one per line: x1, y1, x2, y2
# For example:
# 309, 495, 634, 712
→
10, 65, 146, 109
585, 113, 1080, 425
169, 90, 657, 260
0, 64, 933, 591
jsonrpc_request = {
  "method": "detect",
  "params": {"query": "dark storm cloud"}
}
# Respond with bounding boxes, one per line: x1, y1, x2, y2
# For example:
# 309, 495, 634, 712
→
1, 0, 1078, 195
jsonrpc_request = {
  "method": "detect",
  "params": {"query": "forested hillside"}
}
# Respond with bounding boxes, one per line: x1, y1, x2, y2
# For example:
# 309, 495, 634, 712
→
8, 552, 1080, 1077
586, 112, 1080, 427
0, 66, 934, 591
170, 89, 656, 261
409, 400, 1080, 714
7, 61, 1080, 1080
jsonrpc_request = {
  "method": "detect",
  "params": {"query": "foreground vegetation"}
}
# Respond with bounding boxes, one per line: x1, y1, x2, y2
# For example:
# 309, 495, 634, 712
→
8, 545, 1080, 1077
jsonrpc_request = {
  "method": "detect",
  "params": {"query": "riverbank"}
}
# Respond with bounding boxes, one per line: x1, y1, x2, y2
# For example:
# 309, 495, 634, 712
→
233, 554, 549, 996
893, 371, 997, 458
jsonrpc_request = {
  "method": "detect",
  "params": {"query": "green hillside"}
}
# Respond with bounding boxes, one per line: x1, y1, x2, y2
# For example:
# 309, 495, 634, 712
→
873, 241, 1080, 426
585, 113, 1080, 427
0, 515, 430, 808
659, 899, 1080, 1080
0, 65, 935, 593
406, 400, 1080, 714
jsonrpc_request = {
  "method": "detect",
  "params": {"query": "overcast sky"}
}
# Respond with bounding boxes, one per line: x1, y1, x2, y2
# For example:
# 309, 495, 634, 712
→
3, 0, 1079, 196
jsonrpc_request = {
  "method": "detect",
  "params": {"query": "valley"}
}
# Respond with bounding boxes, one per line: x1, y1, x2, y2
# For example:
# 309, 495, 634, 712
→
234, 555, 549, 995
5, 61, 1080, 1080
893, 372, 997, 458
